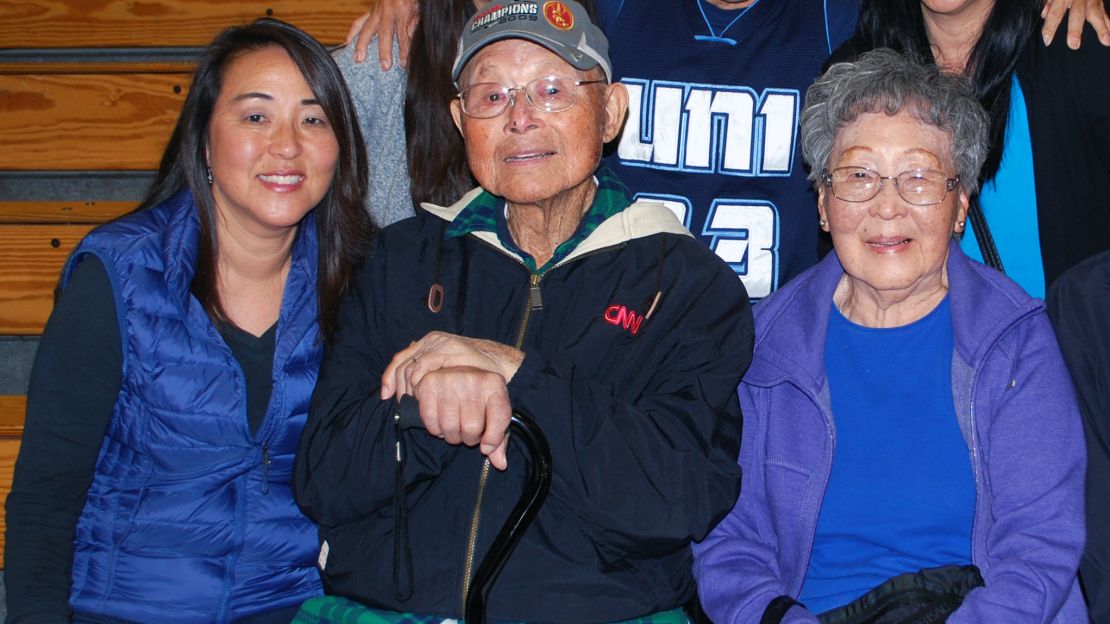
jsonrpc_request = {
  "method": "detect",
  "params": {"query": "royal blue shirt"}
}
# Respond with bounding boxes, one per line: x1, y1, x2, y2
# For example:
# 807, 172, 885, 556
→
801, 297, 974, 614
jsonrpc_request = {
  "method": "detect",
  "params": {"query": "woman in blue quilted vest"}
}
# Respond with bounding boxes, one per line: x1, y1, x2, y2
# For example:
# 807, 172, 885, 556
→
4, 18, 371, 623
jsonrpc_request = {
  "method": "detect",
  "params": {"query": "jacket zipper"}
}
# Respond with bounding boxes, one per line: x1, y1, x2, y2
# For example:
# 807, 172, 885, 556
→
797, 383, 834, 598
960, 309, 1033, 579
961, 306, 1038, 579
515, 273, 542, 345
454, 237, 622, 611
459, 269, 541, 613
261, 444, 271, 495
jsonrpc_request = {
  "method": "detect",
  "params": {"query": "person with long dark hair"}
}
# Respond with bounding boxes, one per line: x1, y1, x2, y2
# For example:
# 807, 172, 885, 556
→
335, 0, 522, 225
4, 18, 371, 623
834, 0, 1110, 300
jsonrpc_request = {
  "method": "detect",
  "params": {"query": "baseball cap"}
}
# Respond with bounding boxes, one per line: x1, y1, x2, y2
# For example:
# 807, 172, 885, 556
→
451, 0, 611, 83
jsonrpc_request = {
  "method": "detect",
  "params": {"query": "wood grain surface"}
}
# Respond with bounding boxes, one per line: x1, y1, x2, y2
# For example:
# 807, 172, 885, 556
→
0, 396, 25, 564
0, 396, 26, 438
0, 61, 195, 76
0, 201, 136, 224
0, 71, 189, 170
0, 0, 368, 49
0, 436, 21, 562
0, 224, 94, 334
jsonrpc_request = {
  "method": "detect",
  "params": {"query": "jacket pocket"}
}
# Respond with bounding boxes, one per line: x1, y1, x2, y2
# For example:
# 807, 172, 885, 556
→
764, 459, 814, 522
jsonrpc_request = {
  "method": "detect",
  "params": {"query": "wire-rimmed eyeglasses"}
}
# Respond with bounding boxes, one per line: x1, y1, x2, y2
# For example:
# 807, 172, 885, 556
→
457, 75, 607, 119
821, 166, 960, 206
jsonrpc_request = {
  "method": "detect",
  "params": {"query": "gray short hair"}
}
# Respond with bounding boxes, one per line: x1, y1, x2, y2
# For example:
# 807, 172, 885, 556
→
800, 48, 989, 195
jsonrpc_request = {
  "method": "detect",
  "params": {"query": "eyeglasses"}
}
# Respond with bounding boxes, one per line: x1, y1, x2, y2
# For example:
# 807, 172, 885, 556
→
821, 167, 960, 206
457, 75, 607, 119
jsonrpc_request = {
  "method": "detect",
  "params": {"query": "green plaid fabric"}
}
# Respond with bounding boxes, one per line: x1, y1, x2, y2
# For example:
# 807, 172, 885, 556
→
443, 167, 633, 275
292, 596, 447, 624
292, 596, 690, 624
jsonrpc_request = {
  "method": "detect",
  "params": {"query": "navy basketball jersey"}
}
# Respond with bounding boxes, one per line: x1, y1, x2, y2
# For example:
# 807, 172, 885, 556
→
603, 0, 856, 299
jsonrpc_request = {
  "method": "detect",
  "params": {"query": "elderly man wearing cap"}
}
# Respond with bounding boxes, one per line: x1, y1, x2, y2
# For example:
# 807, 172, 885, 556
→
293, 1, 753, 622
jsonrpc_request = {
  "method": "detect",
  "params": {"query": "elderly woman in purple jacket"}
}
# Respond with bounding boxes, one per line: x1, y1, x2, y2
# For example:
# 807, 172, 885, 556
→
693, 49, 1087, 624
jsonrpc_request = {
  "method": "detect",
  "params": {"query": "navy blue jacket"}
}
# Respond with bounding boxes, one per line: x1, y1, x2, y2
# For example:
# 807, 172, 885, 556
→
1048, 250, 1110, 623
295, 191, 753, 622
60, 191, 322, 622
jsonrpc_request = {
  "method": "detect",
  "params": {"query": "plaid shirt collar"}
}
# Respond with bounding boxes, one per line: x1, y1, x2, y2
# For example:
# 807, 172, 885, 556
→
444, 167, 633, 274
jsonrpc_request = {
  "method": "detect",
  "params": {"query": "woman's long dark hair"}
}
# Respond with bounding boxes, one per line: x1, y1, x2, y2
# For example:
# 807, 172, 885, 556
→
141, 18, 371, 340
402, 0, 600, 210
403, 0, 476, 209
853, 0, 1041, 182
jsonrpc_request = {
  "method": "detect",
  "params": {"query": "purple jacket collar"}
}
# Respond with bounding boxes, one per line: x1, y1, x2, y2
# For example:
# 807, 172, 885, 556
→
746, 241, 1042, 391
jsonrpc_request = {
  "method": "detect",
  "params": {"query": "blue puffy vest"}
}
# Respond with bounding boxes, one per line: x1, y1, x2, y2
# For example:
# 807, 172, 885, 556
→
62, 191, 323, 622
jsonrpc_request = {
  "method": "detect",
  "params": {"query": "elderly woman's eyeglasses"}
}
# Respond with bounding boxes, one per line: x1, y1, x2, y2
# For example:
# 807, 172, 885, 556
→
458, 76, 607, 119
822, 167, 960, 206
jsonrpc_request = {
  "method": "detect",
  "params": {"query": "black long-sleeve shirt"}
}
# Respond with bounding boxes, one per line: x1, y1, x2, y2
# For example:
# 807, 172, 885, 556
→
4, 257, 275, 622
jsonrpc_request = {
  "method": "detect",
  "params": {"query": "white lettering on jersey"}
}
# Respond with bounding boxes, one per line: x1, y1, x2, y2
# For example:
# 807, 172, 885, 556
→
703, 200, 778, 299
618, 79, 799, 177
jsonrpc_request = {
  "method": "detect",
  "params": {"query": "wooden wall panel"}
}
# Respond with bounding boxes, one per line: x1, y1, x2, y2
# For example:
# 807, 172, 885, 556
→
0, 397, 26, 436
0, 62, 195, 76
0, 0, 367, 49
0, 201, 136, 224
0, 225, 94, 335
0, 72, 189, 171
0, 437, 22, 563
0, 396, 26, 564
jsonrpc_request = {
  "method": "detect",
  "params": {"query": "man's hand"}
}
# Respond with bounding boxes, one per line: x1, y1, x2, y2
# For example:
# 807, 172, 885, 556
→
410, 366, 513, 470
346, 0, 419, 68
382, 331, 524, 402
1042, 0, 1110, 48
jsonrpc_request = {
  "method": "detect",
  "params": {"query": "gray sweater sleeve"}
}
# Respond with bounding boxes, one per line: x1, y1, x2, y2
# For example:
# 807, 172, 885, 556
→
334, 40, 414, 227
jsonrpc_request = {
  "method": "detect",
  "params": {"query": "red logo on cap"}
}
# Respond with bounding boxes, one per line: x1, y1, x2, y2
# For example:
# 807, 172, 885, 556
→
543, 1, 574, 30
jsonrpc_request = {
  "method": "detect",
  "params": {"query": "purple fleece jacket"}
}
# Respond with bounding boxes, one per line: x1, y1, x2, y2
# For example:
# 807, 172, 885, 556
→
693, 243, 1088, 623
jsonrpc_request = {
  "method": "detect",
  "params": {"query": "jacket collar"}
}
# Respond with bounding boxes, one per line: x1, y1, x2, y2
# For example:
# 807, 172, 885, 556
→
746, 241, 1043, 390
159, 189, 319, 306
944, 240, 1043, 363
161, 189, 201, 305
743, 248, 842, 390
420, 188, 691, 269
442, 169, 635, 273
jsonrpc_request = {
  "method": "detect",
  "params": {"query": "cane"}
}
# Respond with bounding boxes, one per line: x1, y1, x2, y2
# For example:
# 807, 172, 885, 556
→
397, 395, 553, 624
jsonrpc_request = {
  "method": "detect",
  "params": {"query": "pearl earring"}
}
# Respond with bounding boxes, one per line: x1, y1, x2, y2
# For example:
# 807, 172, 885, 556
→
206, 167, 213, 185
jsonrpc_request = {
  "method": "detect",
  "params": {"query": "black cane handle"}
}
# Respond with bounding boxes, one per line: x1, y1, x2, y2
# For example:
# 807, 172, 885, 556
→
395, 394, 553, 624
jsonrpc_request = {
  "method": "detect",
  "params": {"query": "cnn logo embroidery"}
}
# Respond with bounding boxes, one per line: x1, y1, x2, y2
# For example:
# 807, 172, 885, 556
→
603, 304, 645, 336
